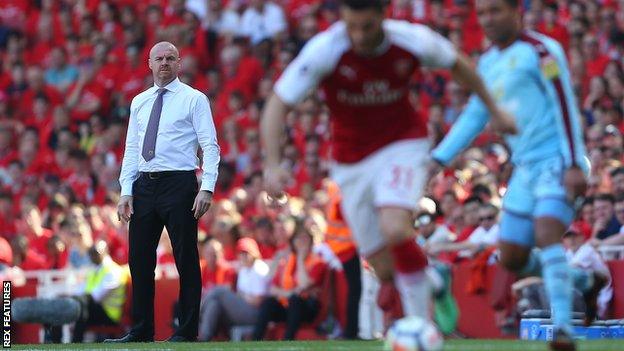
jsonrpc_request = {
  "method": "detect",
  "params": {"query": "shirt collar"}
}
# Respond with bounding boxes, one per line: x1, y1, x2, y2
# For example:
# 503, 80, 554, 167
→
152, 77, 181, 94
373, 33, 391, 56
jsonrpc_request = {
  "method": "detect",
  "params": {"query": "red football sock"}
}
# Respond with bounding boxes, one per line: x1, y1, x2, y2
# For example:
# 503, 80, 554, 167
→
377, 281, 404, 321
390, 238, 428, 274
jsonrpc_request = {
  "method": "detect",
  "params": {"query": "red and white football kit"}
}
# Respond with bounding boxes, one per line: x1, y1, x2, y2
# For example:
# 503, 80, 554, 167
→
275, 19, 457, 256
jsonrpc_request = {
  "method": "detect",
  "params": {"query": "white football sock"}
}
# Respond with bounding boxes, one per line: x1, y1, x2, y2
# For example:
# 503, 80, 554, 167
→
394, 270, 431, 319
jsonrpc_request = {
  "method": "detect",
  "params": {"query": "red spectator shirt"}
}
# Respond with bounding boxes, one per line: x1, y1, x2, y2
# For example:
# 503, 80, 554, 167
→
93, 227, 128, 264
537, 23, 569, 50
456, 224, 478, 243
19, 85, 63, 115
0, 0, 30, 31
0, 214, 16, 241
115, 64, 149, 104
274, 20, 457, 163
222, 244, 237, 263
200, 259, 236, 291
28, 228, 53, 258
48, 249, 69, 270
25, 40, 58, 68
66, 172, 93, 204
0, 236, 12, 265
66, 80, 107, 122
216, 56, 265, 115
19, 249, 48, 271
23, 152, 55, 178
0, 149, 18, 168
585, 55, 610, 79
286, 0, 320, 24
0, 71, 12, 92
257, 242, 277, 260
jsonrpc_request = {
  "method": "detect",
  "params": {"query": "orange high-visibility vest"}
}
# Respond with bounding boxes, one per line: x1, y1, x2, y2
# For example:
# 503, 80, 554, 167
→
279, 252, 326, 306
325, 181, 357, 262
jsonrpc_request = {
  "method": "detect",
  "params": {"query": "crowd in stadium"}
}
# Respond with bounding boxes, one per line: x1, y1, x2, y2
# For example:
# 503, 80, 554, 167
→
0, 0, 623, 342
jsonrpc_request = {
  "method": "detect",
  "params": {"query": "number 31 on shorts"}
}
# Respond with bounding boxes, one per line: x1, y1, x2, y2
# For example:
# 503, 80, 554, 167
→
387, 165, 416, 191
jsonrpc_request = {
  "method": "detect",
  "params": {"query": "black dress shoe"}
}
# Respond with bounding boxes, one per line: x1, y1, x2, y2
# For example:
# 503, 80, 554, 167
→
165, 335, 196, 342
103, 333, 154, 343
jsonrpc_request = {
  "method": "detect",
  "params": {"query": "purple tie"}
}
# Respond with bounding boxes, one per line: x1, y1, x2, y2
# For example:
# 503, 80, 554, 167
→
142, 88, 167, 161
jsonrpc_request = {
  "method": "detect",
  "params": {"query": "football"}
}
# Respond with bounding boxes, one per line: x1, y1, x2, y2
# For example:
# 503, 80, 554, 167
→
384, 316, 444, 351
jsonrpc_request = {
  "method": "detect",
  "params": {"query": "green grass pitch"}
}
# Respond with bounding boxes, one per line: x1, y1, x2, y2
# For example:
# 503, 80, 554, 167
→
9, 339, 624, 351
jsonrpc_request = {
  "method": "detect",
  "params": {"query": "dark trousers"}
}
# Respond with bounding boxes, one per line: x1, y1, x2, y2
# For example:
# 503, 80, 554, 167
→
72, 295, 117, 342
128, 171, 201, 339
252, 295, 319, 341
342, 254, 362, 339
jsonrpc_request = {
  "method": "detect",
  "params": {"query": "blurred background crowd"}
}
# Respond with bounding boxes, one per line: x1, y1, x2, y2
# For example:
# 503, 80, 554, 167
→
0, 0, 623, 341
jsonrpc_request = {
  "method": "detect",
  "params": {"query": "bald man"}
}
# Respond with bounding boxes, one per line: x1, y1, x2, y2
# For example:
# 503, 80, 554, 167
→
108, 42, 220, 343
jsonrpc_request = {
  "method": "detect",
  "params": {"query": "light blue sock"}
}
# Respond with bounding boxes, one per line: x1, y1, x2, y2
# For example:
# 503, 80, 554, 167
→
539, 244, 572, 330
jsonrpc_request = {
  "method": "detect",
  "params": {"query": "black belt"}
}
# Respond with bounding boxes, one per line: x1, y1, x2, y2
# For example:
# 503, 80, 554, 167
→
139, 170, 194, 180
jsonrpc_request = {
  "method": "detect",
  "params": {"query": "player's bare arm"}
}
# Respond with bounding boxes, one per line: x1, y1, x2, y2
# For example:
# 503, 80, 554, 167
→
261, 93, 291, 200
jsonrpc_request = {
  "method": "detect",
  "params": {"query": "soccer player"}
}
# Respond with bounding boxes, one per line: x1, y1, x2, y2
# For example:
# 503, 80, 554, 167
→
430, 0, 606, 349
261, 0, 515, 327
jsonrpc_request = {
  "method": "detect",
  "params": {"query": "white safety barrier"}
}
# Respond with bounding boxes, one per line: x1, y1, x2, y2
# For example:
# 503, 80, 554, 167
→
597, 245, 624, 261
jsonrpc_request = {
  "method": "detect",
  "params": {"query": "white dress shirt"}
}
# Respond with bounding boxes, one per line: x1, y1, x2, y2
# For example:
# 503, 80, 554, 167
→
119, 77, 220, 196
236, 259, 270, 297
240, 2, 287, 45
212, 10, 242, 35
455, 224, 499, 258
424, 225, 456, 245
187, 0, 241, 35
467, 224, 500, 246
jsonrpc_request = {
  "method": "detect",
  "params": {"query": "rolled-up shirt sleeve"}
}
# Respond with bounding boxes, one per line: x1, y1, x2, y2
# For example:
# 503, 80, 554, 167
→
192, 94, 220, 192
